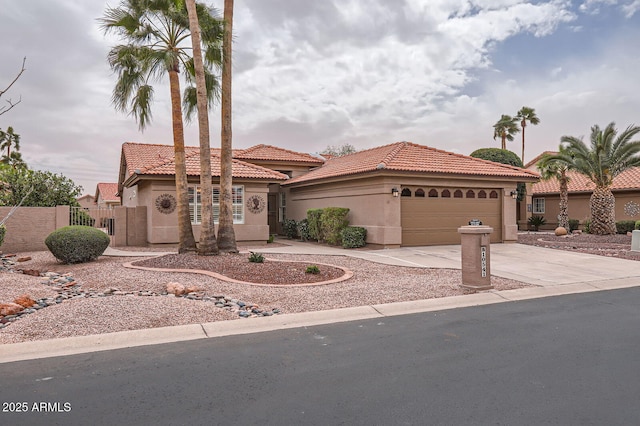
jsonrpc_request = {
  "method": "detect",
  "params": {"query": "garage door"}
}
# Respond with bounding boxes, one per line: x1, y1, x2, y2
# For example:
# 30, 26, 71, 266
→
401, 188, 502, 246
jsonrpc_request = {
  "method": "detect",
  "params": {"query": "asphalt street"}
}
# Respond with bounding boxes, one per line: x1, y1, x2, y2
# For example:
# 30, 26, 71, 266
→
1, 287, 640, 426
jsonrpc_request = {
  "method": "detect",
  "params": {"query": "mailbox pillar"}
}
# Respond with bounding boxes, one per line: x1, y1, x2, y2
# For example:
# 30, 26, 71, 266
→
457, 225, 493, 290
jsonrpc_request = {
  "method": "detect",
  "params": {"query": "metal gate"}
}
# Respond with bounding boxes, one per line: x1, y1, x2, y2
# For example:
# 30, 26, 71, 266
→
70, 207, 116, 237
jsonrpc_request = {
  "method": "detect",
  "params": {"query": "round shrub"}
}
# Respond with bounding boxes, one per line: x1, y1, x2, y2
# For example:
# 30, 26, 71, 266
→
0, 224, 6, 247
45, 225, 110, 264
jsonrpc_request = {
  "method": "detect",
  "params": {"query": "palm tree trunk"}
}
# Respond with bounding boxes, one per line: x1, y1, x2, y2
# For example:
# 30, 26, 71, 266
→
186, 0, 218, 256
589, 186, 616, 235
558, 173, 569, 230
217, 0, 238, 253
501, 133, 506, 150
520, 120, 526, 163
169, 67, 197, 253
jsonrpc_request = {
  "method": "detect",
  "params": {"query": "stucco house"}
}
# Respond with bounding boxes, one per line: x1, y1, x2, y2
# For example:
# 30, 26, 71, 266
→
118, 141, 539, 247
525, 152, 640, 229
94, 183, 121, 209
76, 194, 95, 209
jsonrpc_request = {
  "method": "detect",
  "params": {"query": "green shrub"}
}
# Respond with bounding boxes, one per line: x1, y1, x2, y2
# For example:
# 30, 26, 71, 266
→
307, 209, 324, 241
568, 219, 580, 232
341, 226, 367, 248
248, 252, 265, 263
584, 219, 591, 234
320, 207, 350, 245
635, 220, 640, 230
615, 220, 636, 234
527, 215, 546, 231
267, 234, 275, 244
70, 209, 95, 227
305, 265, 320, 274
283, 219, 298, 239
0, 224, 5, 247
45, 225, 110, 264
297, 219, 311, 241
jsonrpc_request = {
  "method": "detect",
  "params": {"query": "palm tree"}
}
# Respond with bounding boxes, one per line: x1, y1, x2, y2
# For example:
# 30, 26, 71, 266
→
547, 122, 640, 235
537, 150, 571, 231
493, 115, 520, 150
100, 0, 221, 253
516, 106, 540, 163
217, 0, 237, 253
0, 126, 26, 168
185, 0, 222, 256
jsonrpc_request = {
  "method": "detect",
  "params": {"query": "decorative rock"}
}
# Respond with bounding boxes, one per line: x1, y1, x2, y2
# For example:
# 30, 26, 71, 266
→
13, 295, 36, 308
17, 256, 32, 262
554, 227, 568, 236
0, 302, 24, 316
166, 282, 186, 296
22, 269, 41, 277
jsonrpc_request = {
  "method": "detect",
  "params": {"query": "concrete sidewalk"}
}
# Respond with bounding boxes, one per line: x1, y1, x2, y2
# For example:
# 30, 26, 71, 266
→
259, 239, 640, 288
2, 241, 639, 364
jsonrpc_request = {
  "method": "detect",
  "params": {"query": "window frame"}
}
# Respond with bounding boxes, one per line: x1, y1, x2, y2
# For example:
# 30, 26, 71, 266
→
188, 184, 245, 225
532, 197, 545, 214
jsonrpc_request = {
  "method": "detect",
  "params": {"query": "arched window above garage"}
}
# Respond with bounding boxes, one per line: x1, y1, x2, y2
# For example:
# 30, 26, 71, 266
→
415, 188, 425, 197
478, 190, 487, 199
466, 190, 475, 198
454, 189, 463, 198
490, 190, 499, 199
441, 189, 451, 198
428, 189, 438, 198
401, 188, 412, 197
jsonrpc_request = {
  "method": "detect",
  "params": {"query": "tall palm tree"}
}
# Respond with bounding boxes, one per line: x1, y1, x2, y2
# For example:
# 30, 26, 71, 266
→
516, 106, 540, 163
100, 0, 221, 253
0, 126, 26, 168
185, 0, 222, 256
493, 114, 520, 150
547, 122, 640, 235
537, 150, 571, 231
217, 0, 237, 253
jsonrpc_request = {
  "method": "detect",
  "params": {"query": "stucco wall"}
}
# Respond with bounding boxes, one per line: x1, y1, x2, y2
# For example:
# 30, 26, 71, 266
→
137, 180, 272, 244
533, 191, 640, 229
0, 206, 69, 252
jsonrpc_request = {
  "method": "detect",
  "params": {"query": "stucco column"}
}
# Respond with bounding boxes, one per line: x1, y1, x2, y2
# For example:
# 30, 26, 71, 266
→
503, 187, 518, 242
458, 225, 493, 290
55, 205, 70, 229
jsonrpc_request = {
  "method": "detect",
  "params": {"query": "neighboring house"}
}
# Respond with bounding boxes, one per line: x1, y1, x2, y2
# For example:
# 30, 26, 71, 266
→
525, 152, 640, 228
76, 194, 95, 209
94, 183, 121, 209
118, 141, 539, 247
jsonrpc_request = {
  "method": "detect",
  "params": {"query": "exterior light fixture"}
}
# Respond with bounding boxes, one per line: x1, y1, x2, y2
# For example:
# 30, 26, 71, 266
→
392, 187, 400, 197
510, 190, 518, 199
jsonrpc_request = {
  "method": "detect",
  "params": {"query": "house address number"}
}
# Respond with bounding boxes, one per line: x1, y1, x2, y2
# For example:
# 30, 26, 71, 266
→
481, 246, 487, 278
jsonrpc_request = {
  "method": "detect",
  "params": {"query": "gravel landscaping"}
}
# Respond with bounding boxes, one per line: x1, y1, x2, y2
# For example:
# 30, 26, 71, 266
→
517, 232, 640, 261
0, 247, 528, 344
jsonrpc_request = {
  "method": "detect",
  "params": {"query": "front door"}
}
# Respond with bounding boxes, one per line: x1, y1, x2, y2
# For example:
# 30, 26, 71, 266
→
268, 193, 278, 235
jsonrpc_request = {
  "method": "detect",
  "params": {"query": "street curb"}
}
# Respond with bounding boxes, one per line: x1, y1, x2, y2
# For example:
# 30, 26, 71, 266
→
2, 279, 638, 364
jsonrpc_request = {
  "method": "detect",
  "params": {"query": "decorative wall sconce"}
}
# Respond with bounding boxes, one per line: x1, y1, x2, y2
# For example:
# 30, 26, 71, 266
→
510, 190, 518, 199
392, 187, 400, 197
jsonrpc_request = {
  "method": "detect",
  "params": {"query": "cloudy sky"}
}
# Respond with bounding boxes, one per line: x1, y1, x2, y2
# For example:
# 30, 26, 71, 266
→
1, 0, 639, 195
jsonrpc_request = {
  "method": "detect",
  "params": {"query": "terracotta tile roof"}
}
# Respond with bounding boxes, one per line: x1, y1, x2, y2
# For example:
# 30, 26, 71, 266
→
121, 142, 288, 182
235, 144, 324, 165
283, 142, 540, 185
95, 183, 119, 202
524, 151, 557, 169
532, 168, 640, 194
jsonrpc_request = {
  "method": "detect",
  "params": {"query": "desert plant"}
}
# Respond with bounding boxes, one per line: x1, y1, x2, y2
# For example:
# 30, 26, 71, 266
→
307, 208, 324, 241
0, 224, 5, 247
248, 252, 264, 263
283, 219, 298, 239
528, 215, 546, 231
615, 220, 636, 234
297, 218, 311, 241
341, 226, 367, 248
320, 207, 350, 245
45, 225, 110, 264
267, 234, 275, 243
635, 220, 640, 230
305, 265, 320, 274
584, 219, 591, 234
568, 219, 580, 232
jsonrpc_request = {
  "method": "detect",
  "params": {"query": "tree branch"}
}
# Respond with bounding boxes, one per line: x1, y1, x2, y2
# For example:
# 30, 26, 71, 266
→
0, 57, 27, 116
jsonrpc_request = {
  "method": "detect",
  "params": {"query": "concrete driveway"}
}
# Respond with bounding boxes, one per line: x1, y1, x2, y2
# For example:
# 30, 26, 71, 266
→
260, 240, 640, 288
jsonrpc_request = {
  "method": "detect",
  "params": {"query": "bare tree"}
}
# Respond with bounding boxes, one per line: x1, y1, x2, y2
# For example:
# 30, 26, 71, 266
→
0, 57, 26, 116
